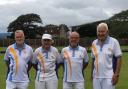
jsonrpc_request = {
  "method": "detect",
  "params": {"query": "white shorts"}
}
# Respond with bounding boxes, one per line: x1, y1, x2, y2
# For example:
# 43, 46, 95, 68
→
35, 79, 58, 89
63, 81, 84, 89
6, 81, 29, 89
93, 78, 115, 89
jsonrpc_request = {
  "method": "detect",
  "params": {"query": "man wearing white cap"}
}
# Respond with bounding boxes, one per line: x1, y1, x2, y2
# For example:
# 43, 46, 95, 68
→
33, 34, 61, 89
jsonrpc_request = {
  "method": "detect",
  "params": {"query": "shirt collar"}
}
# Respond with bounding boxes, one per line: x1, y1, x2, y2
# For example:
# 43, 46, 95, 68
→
14, 43, 26, 49
69, 45, 79, 50
42, 46, 51, 52
96, 36, 110, 45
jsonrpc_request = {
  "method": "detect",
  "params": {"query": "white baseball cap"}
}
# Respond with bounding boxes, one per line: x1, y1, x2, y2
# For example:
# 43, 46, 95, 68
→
42, 34, 52, 40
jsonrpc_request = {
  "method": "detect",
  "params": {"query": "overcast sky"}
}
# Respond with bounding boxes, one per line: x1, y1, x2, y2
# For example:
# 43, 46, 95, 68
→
0, 0, 128, 32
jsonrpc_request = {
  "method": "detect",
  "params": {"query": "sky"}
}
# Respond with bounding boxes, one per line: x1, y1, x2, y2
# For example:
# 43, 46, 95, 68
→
0, 0, 128, 32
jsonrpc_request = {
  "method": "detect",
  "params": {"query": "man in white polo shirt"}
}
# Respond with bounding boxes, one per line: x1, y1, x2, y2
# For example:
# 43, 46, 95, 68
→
61, 32, 89, 89
91, 22, 122, 89
33, 34, 60, 89
4, 30, 33, 89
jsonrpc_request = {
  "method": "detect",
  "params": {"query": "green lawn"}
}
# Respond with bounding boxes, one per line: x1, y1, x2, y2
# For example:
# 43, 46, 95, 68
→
0, 52, 128, 89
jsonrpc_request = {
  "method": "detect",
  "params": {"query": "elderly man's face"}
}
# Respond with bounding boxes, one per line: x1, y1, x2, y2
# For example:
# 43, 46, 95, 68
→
15, 32, 24, 45
97, 26, 108, 41
69, 32, 79, 47
42, 39, 52, 49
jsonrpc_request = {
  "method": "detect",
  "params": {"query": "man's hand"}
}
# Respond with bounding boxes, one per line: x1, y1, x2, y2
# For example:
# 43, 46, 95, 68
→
112, 74, 119, 85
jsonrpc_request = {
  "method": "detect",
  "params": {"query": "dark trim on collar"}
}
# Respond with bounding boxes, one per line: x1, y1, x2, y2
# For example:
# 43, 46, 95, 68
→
41, 46, 52, 52
69, 45, 79, 50
14, 43, 26, 49
97, 36, 110, 45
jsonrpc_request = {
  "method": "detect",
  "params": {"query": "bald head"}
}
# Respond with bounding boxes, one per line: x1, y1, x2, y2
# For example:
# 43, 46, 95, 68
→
69, 31, 79, 48
70, 31, 80, 38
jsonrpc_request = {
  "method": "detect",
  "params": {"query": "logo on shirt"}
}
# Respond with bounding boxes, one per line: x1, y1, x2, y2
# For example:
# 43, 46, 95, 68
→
108, 48, 113, 58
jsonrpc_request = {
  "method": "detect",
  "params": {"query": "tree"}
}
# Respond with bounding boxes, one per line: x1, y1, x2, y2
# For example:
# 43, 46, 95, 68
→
107, 10, 128, 38
76, 21, 104, 38
77, 24, 96, 38
7, 13, 43, 39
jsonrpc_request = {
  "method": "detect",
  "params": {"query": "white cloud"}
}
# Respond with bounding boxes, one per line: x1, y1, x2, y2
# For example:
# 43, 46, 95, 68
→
0, 0, 36, 5
0, 0, 128, 32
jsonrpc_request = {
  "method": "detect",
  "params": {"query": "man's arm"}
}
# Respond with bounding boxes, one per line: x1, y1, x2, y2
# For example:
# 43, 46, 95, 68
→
83, 62, 88, 70
4, 48, 10, 79
83, 48, 89, 70
112, 39, 122, 85
112, 56, 122, 85
5, 60, 10, 79
27, 61, 33, 79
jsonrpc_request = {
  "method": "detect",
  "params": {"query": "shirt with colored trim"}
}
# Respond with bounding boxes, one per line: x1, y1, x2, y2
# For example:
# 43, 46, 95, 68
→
91, 36, 122, 78
4, 43, 33, 82
33, 46, 60, 81
61, 45, 89, 82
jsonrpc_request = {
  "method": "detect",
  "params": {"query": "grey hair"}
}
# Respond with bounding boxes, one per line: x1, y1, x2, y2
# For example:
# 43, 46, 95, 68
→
15, 30, 24, 37
15, 30, 24, 34
97, 22, 108, 31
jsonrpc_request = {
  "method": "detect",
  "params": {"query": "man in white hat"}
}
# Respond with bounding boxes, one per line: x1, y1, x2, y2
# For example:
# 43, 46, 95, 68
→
33, 34, 61, 89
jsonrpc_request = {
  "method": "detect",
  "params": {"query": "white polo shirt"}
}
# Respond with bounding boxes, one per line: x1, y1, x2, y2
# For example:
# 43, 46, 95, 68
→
4, 43, 33, 82
33, 46, 60, 81
91, 36, 122, 78
61, 45, 89, 82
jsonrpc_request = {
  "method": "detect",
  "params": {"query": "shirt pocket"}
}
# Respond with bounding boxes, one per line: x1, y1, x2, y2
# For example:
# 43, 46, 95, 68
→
103, 47, 113, 66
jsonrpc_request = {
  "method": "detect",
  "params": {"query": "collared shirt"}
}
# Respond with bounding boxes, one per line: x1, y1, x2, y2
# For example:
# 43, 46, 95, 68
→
33, 46, 60, 81
61, 45, 89, 82
4, 43, 33, 82
91, 36, 122, 78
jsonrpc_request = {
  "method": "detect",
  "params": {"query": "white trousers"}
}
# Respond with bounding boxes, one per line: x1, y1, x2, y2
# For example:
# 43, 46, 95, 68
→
63, 81, 84, 89
35, 79, 58, 89
6, 81, 29, 89
93, 78, 115, 89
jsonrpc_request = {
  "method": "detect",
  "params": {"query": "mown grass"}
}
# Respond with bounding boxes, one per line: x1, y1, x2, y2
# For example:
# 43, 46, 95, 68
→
0, 47, 128, 89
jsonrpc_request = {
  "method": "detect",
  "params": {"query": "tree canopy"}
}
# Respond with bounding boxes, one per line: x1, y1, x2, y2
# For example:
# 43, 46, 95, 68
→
75, 10, 128, 38
7, 13, 42, 39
